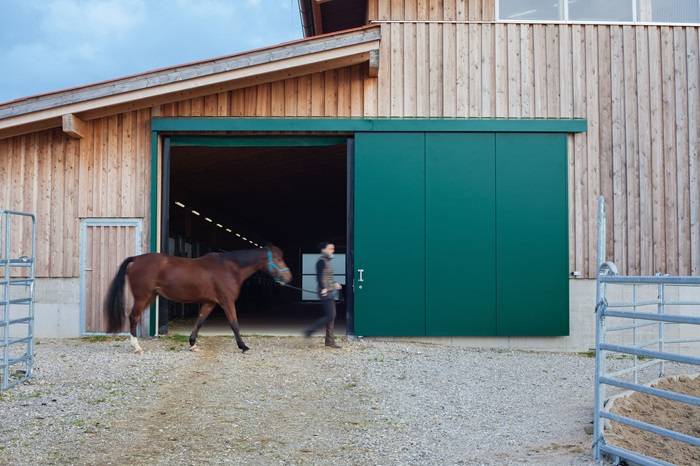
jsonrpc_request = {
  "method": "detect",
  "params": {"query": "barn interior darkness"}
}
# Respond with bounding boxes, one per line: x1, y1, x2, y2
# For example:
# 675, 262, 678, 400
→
163, 141, 348, 334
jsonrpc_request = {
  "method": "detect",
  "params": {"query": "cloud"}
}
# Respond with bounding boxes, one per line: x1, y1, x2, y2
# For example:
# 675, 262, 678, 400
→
0, 0, 302, 102
35, 0, 146, 38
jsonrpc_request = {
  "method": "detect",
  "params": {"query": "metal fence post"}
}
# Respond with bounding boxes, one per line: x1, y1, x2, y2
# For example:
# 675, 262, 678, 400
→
632, 284, 638, 384
658, 279, 665, 377
593, 196, 606, 461
27, 214, 36, 379
2, 212, 9, 390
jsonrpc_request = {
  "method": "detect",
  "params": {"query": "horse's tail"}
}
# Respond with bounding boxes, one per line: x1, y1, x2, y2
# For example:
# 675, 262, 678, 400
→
105, 256, 135, 333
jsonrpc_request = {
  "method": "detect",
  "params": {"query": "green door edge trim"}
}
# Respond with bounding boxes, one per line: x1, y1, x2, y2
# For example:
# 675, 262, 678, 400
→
148, 117, 587, 336
169, 136, 348, 147
152, 117, 587, 133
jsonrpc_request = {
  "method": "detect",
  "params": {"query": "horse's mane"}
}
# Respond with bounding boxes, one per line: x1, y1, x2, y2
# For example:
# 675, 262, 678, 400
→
219, 249, 264, 267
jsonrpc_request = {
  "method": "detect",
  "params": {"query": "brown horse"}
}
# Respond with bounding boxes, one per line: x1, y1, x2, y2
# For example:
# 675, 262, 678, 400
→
104, 246, 292, 354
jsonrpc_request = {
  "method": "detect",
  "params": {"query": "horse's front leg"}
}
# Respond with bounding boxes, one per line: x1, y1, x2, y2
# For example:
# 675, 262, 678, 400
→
189, 302, 215, 351
220, 297, 249, 353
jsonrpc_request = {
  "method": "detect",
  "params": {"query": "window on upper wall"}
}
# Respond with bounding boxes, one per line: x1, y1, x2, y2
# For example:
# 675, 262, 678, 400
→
497, 0, 700, 24
498, 0, 561, 21
569, 0, 633, 22
644, 0, 700, 22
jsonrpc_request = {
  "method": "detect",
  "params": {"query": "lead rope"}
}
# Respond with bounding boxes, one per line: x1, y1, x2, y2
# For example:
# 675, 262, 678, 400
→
273, 281, 319, 294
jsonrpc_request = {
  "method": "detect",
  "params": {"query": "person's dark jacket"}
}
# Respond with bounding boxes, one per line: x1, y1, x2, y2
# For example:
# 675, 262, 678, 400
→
316, 254, 336, 298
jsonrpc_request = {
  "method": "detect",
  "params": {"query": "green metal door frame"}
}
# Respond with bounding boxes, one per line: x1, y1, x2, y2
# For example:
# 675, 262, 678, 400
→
148, 117, 587, 335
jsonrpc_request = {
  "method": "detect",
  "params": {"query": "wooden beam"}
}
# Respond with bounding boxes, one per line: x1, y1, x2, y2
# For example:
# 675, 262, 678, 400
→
0, 117, 62, 140
61, 113, 87, 138
368, 49, 380, 77
312, 0, 324, 35
637, 0, 652, 21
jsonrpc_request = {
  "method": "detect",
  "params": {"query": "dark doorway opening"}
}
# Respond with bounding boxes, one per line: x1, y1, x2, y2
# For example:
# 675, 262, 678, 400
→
161, 138, 350, 336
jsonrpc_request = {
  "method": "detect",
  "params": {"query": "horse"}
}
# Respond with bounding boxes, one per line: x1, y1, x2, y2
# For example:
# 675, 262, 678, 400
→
104, 246, 292, 354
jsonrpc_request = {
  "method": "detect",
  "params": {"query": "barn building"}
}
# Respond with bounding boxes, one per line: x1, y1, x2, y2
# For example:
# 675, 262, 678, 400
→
0, 0, 698, 351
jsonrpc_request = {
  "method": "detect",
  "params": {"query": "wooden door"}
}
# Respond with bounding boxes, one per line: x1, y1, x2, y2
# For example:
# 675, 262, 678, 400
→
80, 219, 144, 335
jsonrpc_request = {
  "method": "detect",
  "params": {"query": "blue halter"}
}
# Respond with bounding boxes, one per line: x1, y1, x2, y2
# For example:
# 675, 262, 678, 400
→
267, 248, 289, 277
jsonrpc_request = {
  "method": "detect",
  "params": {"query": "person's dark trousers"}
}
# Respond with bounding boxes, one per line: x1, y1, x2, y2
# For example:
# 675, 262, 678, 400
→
306, 296, 336, 345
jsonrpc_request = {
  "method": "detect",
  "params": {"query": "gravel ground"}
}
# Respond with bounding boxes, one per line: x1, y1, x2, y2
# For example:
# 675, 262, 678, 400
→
0, 336, 600, 465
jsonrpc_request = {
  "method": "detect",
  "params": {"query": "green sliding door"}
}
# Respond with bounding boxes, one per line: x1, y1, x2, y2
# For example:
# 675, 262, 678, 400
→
354, 133, 426, 336
426, 133, 496, 335
353, 131, 568, 337
495, 133, 569, 335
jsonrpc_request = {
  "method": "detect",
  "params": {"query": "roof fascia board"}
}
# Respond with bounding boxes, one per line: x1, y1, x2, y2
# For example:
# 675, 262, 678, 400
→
0, 39, 378, 135
0, 26, 380, 121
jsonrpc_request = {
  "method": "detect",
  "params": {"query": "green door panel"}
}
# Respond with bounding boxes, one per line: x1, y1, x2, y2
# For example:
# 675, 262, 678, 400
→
495, 133, 569, 336
426, 133, 497, 335
354, 132, 426, 336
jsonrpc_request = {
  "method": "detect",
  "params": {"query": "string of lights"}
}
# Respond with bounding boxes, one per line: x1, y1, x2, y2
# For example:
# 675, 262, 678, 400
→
173, 201, 263, 248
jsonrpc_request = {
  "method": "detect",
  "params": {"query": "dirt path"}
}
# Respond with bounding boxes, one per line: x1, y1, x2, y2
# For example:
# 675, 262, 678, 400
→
1, 336, 600, 465
78, 337, 379, 465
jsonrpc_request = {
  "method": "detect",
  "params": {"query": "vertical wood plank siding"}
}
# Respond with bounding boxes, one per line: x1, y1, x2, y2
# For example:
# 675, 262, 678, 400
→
369, 0, 496, 20
0, 6, 698, 280
363, 5, 699, 278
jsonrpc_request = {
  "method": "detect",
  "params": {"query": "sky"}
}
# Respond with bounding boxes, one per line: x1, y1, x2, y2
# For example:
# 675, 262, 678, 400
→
0, 0, 303, 103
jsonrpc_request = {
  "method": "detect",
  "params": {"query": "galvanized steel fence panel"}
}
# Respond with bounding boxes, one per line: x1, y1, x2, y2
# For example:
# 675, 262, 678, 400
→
0, 210, 36, 390
593, 197, 700, 465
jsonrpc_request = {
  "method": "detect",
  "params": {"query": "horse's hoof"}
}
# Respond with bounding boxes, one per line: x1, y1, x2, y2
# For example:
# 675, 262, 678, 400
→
240, 345, 250, 353
134, 349, 144, 355
190, 345, 200, 352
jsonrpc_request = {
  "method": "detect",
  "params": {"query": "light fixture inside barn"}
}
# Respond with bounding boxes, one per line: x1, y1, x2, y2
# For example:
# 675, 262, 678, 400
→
174, 201, 263, 248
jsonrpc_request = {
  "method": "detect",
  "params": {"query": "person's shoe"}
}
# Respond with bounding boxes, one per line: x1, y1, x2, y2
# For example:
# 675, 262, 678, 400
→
325, 338, 341, 349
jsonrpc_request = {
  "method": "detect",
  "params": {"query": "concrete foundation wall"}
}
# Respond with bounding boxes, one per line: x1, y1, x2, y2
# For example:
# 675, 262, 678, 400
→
33, 278, 80, 338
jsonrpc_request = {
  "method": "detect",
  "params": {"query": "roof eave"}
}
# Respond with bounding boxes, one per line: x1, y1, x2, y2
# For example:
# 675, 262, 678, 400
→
298, 0, 316, 37
0, 25, 380, 140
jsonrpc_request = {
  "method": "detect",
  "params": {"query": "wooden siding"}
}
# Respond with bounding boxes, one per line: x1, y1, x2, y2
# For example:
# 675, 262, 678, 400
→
364, 20, 700, 278
0, 20, 698, 280
158, 64, 369, 118
0, 110, 151, 277
367, 0, 496, 21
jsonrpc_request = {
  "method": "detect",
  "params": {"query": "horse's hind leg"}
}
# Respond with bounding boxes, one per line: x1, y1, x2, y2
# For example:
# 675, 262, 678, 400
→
189, 302, 215, 352
220, 298, 249, 353
128, 294, 155, 355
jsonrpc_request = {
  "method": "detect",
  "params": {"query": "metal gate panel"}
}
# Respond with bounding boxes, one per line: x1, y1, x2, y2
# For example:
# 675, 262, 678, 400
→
426, 133, 497, 335
495, 133, 569, 336
354, 132, 426, 336
80, 219, 144, 335
0, 210, 35, 390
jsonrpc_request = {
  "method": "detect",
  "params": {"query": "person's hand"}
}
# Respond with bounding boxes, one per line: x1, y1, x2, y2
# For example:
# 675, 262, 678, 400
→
321, 288, 328, 296
334, 283, 341, 290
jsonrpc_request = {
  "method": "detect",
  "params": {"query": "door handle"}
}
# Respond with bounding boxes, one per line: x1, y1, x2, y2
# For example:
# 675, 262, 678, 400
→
358, 269, 364, 282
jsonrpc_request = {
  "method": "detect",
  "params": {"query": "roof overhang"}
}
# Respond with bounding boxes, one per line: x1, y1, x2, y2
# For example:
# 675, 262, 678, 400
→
299, 0, 368, 37
0, 25, 380, 140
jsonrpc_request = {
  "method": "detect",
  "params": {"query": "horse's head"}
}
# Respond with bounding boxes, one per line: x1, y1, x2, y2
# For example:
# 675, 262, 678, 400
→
265, 245, 292, 284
